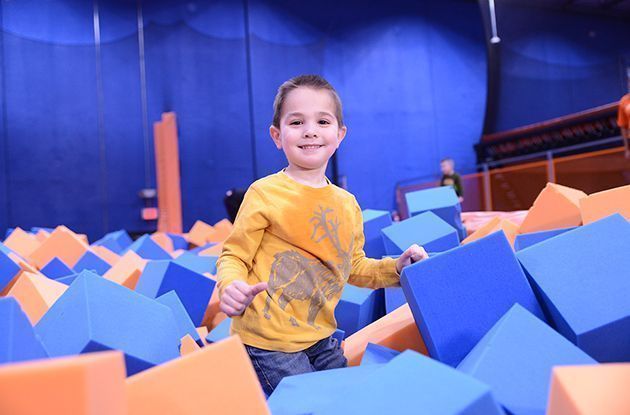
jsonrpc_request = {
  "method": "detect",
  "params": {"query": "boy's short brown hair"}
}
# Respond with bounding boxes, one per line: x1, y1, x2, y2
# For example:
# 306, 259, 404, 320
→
272, 74, 344, 128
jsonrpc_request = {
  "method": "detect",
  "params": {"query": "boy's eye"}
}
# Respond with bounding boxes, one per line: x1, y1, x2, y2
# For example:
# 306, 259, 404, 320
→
318, 119, 331, 125
290, 120, 302, 125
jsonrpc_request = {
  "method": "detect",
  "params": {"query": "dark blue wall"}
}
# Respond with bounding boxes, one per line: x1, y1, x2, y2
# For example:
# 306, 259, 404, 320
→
0, 0, 486, 240
491, 3, 630, 132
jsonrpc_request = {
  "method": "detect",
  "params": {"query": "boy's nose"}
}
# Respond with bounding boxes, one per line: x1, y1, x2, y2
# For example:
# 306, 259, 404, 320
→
303, 128, 318, 138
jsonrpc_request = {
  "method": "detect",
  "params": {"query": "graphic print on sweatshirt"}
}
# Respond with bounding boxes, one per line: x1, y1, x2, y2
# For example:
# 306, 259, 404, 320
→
263, 205, 353, 329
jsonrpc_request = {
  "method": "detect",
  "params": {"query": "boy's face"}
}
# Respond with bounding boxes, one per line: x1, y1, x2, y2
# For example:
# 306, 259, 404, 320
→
440, 160, 454, 175
270, 87, 347, 172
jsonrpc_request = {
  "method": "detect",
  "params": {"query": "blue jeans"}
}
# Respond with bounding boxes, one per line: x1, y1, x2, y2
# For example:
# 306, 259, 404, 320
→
245, 336, 347, 396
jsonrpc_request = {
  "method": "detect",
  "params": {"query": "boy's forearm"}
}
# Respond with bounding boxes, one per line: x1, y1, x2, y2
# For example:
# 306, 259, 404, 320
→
216, 255, 249, 296
348, 257, 400, 289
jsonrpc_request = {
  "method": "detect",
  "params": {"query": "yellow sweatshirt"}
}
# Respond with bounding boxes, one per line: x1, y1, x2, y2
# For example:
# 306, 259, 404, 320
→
216, 171, 400, 352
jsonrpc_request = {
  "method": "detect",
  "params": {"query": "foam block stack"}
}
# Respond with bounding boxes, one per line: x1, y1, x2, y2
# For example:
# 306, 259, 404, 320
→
405, 186, 466, 239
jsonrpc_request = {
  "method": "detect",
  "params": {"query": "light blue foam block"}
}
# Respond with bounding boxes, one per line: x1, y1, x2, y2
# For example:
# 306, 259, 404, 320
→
156, 290, 202, 346
316, 350, 505, 414
381, 211, 459, 255
405, 186, 466, 239
73, 250, 111, 275
173, 251, 218, 275
516, 214, 630, 362
135, 260, 216, 326
268, 365, 384, 415
40, 257, 74, 280
362, 209, 392, 259
206, 317, 232, 343
458, 304, 596, 415
513, 227, 576, 251
401, 231, 544, 367
0, 297, 48, 364
126, 235, 171, 260
0, 248, 21, 292
360, 343, 401, 365
334, 285, 384, 337
35, 270, 180, 376
92, 229, 133, 254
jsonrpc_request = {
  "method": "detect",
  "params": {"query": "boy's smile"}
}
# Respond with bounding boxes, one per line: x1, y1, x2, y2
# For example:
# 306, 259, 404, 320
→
270, 87, 347, 183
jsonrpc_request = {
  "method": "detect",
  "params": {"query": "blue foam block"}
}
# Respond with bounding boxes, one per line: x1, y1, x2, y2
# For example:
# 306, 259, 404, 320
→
0, 297, 48, 364
35, 270, 180, 376
57, 273, 80, 286
206, 317, 231, 343
458, 304, 596, 415
334, 285, 384, 337
135, 260, 216, 326
514, 227, 575, 251
93, 230, 133, 254
173, 251, 218, 275
189, 242, 217, 254
405, 186, 466, 240
332, 328, 345, 343
0, 249, 21, 292
360, 343, 400, 365
401, 231, 544, 367
126, 235, 171, 260
73, 251, 111, 275
385, 287, 407, 314
317, 351, 505, 414
166, 233, 188, 251
516, 214, 630, 362
0, 242, 13, 255
156, 291, 202, 346
4, 228, 15, 239
362, 209, 392, 259
381, 211, 460, 255
268, 365, 383, 415
40, 257, 74, 280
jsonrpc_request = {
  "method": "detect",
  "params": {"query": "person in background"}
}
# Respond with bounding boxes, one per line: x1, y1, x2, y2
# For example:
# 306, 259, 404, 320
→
440, 158, 464, 204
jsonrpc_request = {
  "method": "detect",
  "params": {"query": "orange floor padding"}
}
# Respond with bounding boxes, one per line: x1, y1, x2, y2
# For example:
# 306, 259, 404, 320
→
0, 351, 126, 415
28, 226, 89, 269
7, 271, 67, 324
579, 184, 630, 225
343, 303, 427, 366
126, 336, 269, 415
547, 364, 630, 415
518, 183, 587, 234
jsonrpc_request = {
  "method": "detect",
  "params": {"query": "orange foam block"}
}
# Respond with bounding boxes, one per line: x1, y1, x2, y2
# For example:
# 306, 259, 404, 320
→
209, 219, 233, 243
29, 226, 89, 269
343, 303, 427, 366
0, 351, 126, 415
199, 243, 223, 256
91, 245, 121, 266
187, 220, 215, 247
547, 364, 630, 415
7, 272, 67, 324
150, 232, 175, 253
196, 327, 208, 345
35, 230, 50, 243
579, 184, 630, 225
462, 216, 519, 247
180, 334, 201, 356
127, 336, 269, 415
3, 227, 40, 258
519, 183, 587, 234
103, 251, 146, 289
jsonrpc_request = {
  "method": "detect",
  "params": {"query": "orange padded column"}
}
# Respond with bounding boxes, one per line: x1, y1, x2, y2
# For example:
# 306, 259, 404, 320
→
547, 364, 630, 415
127, 336, 269, 415
519, 183, 587, 234
0, 351, 126, 415
343, 304, 427, 366
154, 112, 183, 234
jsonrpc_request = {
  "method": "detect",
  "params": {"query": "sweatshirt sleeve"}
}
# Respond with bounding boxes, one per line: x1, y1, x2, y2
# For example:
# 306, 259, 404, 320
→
347, 199, 400, 289
216, 186, 269, 296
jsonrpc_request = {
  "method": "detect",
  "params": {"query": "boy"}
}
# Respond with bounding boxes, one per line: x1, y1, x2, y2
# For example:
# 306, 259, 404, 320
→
217, 75, 427, 395
440, 158, 464, 203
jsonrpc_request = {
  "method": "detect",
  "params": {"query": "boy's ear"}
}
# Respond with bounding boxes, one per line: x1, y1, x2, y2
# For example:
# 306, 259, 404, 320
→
337, 125, 348, 146
269, 125, 282, 150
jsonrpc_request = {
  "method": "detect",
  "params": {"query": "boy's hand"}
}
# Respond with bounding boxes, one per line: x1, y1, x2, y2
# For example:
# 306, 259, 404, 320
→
219, 280, 268, 317
396, 244, 429, 274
